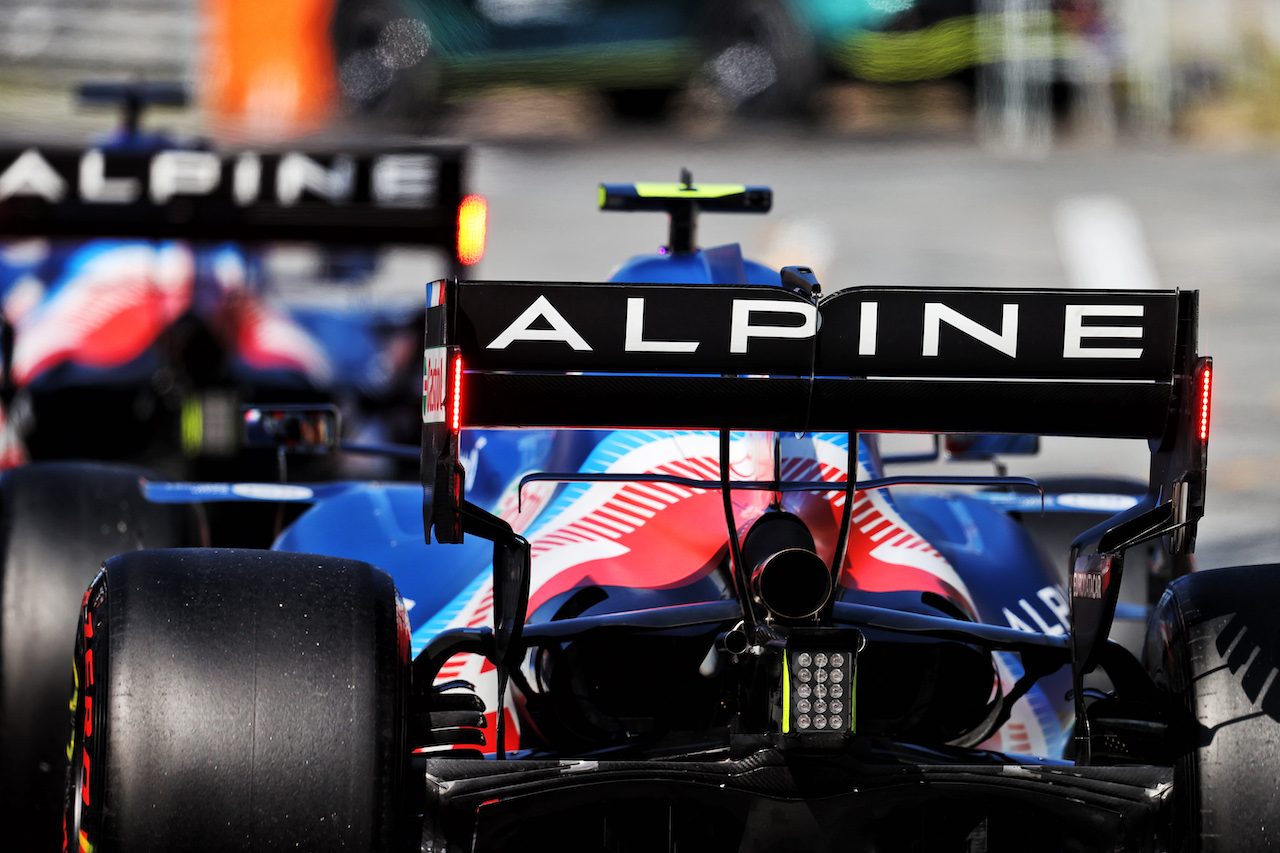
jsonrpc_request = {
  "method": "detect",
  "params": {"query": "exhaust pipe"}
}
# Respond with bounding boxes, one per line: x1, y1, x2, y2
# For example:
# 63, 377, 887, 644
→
742, 512, 831, 621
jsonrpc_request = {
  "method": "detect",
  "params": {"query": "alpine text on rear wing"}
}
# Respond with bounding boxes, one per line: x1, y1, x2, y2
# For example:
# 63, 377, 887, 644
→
0, 144, 471, 248
421, 279, 1204, 528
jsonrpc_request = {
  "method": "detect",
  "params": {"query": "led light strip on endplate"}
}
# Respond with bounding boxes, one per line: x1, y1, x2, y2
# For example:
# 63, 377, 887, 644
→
1198, 361, 1212, 444
451, 354, 463, 434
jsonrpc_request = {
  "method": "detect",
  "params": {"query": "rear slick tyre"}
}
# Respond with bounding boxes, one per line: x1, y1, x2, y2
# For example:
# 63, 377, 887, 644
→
65, 549, 410, 853
1145, 564, 1280, 852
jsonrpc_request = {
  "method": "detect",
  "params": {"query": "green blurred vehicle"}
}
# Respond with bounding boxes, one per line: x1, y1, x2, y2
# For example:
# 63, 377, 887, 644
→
329, 0, 923, 121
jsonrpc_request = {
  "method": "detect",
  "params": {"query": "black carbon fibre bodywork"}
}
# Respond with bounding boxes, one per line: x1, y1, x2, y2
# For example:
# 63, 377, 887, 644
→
419, 749, 1173, 853
463, 372, 1174, 436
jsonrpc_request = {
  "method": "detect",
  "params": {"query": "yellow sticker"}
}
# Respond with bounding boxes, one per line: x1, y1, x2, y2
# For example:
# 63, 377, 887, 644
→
632, 183, 746, 199
782, 654, 791, 733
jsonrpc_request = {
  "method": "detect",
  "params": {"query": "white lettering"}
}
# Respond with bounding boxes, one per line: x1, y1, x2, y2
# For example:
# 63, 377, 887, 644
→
150, 150, 221, 203
1057, 493, 1140, 512
233, 152, 261, 206
923, 303, 1018, 358
487, 295, 591, 351
371, 154, 437, 207
1003, 607, 1038, 633
1019, 598, 1065, 636
1071, 572, 1104, 600
729, 299, 816, 354
1037, 585, 1071, 630
0, 149, 66, 202
276, 153, 354, 206
1063, 304, 1144, 359
230, 483, 314, 501
79, 149, 139, 204
858, 301, 878, 356
624, 297, 698, 353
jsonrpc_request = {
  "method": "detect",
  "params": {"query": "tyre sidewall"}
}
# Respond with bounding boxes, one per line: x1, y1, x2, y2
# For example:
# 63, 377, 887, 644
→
1146, 565, 1280, 852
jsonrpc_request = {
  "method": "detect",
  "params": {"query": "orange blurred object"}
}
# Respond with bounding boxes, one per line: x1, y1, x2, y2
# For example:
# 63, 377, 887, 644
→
203, 0, 338, 137
457, 194, 487, 266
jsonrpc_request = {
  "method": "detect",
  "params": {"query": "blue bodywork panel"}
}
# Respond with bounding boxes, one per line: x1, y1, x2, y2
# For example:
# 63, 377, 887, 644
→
609, 243, 779, 286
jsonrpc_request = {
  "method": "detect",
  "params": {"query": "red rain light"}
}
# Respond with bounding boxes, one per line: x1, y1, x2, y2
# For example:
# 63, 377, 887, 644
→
1198, 361, 1212, 444
457, 194, 487, 266
451, 353, 463, 434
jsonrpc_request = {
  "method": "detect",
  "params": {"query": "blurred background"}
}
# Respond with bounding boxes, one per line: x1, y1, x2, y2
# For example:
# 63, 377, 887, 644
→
0, 0, 1278, 571
4, 0, 1278, 143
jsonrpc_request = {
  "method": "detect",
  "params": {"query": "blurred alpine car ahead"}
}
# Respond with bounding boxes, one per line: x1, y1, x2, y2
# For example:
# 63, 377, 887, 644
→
0, 88, 485, 476
10, 177, 1271, 853
0, 87, 487, 850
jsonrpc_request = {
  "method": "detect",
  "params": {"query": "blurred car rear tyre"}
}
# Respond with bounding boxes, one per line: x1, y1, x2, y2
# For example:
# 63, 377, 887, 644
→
1145, 565, 1280, 851
0, 462, 197, 852
65, 548, 409, 852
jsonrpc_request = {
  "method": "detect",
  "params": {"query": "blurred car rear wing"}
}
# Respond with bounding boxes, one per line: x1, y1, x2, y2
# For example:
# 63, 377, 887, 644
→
0, 143, 470, 250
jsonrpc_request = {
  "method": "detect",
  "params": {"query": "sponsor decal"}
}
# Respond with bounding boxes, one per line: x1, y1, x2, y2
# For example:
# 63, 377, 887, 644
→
1056, 493, 1141, 512
168, 483, 233, 497
423, 346, 448, 424
428, 280, 446, 308
1072, 572, 1104, 599
819, 288, 1171, 377
1003, 585, 1071, 635
0, 147, 440, 208
229, 483, 315, 501
461, 284, 1176, 380
485, 294, 816, 356
1071, 553, 1113, 600
866, 301, 1137, 360
487, 295, 592, 351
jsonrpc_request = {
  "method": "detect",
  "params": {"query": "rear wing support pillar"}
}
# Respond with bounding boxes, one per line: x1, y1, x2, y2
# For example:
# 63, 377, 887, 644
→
1068, 290, 1209, 764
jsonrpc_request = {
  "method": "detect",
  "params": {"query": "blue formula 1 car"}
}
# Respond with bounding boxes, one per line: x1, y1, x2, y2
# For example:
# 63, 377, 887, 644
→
8, 176, 1271, 853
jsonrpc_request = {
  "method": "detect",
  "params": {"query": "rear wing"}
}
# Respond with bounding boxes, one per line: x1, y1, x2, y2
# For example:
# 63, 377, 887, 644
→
421, 279, 1206, 530
599, 176, 771, 254
0, 143, 471, 251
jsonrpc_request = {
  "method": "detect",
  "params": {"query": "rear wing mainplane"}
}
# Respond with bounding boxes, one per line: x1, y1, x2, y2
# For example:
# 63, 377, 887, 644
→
422, 280, 1202, 530
426, 281, 1182, 433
